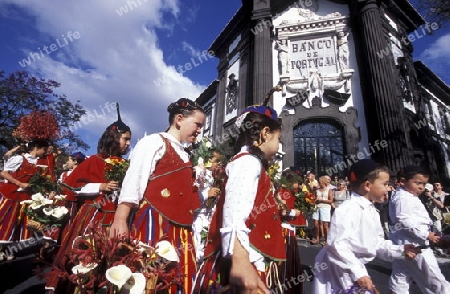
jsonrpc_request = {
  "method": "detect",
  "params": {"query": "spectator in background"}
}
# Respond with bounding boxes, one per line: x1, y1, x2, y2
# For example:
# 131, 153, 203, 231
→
303, 171, 319, 193
331, 175, 339, 187
434, 182, 449, 213
311, 176, 334, 245
420, 183, 444, 233
332, 180, 350, 212
325, 175, 336, 191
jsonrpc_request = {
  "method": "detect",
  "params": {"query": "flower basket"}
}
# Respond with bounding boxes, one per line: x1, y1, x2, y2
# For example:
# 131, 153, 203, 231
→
26, 218, 47, 232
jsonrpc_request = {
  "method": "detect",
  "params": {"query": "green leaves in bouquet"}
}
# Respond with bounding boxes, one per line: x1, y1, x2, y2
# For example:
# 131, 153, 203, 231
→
28, 171, 57, 195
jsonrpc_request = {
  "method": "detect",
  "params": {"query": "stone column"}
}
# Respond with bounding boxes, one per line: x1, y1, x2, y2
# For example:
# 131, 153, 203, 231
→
251, 1, 273, 105
350, 0, 411, 171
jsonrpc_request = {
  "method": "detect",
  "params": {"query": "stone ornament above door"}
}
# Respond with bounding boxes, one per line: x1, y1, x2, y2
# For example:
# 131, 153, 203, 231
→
274, 5, 354, 107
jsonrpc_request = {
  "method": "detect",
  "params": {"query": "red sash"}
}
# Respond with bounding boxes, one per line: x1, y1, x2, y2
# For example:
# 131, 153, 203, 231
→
0, 156, 37, 202
143, 135, 199, 226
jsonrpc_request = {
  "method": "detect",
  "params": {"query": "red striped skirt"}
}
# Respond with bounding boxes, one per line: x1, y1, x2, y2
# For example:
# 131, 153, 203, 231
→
0, 195, 27, 241
132, 200, 196, 294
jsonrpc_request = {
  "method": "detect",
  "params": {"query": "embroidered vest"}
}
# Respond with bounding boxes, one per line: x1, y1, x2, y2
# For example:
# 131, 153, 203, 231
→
205, 153, 285, 261
143, 135, 199, 226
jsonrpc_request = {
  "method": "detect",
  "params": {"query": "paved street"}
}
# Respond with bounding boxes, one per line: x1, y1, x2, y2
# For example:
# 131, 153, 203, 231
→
298, 240, 450, 294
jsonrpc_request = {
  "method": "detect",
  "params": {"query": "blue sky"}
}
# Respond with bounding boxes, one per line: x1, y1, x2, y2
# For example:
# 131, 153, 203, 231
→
0, 0, 448, 156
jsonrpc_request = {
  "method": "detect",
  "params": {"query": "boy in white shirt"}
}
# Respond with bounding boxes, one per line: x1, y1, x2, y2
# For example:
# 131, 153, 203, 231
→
389, 165, 450, 293
314, 159, 418, 293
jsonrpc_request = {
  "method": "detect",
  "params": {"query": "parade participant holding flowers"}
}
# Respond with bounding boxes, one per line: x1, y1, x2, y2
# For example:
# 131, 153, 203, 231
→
46, 103, 131, 292
110, 98, 205, 293
0, 139, 50, 241
193, 105, 286, 294
0, 110, 59, 242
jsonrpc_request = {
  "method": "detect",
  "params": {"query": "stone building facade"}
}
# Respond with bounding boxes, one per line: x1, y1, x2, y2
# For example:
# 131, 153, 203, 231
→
195, 0, 450, 184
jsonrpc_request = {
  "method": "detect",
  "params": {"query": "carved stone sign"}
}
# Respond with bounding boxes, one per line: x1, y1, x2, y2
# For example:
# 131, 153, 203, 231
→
290, 36, 337, 77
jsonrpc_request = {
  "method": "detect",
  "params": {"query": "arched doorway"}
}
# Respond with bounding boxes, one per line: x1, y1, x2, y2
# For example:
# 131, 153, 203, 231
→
294, 120, 346, 177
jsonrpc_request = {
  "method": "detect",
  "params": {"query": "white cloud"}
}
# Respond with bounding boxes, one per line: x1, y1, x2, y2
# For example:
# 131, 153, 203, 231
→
2, 0, 206, 153
420, 32, 450, 61
181, 41, 201, 57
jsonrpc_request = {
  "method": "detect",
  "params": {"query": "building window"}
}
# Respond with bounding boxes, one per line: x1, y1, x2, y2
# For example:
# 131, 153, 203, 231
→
293, 120, 345, 177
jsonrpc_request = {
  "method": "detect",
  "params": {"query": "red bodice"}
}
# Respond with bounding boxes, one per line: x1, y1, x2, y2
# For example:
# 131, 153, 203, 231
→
205, 153, 285, 261
0, 156, 38, 202
143, 135, 199, 226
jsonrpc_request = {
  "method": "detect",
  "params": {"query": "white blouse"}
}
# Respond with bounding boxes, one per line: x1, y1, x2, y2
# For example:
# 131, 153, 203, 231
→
314, 192, 403, 291
118, 132, 189, 205
220, 147, 266, 271
389, 188, 433, 245
4, 153, 38, 171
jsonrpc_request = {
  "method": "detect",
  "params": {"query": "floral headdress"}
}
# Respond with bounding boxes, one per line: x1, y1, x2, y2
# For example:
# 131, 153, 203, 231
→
12, 110, 59, 142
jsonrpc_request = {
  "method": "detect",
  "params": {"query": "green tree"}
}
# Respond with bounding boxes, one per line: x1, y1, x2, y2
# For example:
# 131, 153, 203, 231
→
0, 70, 88, 153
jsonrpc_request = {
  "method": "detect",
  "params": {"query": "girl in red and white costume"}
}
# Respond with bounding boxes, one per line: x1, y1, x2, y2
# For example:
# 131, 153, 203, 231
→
110, 98, 205, 294
193, 105, 286, 294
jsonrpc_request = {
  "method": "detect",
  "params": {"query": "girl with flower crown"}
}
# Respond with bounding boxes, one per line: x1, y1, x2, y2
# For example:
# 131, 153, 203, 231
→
193, 105, 286, 294
109, 98, 205, 293
46, 104, 131, 292
0, 139, 50, 242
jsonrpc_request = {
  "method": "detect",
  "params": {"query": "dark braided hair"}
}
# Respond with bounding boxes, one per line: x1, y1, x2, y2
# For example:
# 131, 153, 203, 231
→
235, 112, 281, 170
167, 98, 204, 126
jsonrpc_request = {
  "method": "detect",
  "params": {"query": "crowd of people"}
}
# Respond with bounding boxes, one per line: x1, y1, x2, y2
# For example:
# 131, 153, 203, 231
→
0, 98, 449, 293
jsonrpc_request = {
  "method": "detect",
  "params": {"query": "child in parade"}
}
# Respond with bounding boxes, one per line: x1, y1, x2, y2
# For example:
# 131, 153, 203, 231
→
58, 152, 86, 182
192, 150, 223, 263
56, 152, 86, 240
313, 159, 418, 293
0, 139, 50, 241
388, 166, 450, 293
193, 105, 286, 294
46, 105, 131, 292
109, 98, 205, 293
276, 168, 304, 294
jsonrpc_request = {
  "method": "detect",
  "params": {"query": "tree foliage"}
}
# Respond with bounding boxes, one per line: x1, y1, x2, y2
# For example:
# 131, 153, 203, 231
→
417, 0, 450, 25
0, 70, 88, 153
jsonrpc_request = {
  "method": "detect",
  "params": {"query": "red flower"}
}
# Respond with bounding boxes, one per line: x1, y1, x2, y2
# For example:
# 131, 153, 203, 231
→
12, 110, 59, 142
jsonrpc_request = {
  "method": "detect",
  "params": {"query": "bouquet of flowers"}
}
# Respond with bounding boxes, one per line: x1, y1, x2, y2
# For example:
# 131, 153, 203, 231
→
20, 192, 68, 231
28, 165, 57, 195
293, 190, 317, 216
12, 110, 60, 142
191, 137, 214, 167
105, 156, 130, 185
52, 222, 183, 293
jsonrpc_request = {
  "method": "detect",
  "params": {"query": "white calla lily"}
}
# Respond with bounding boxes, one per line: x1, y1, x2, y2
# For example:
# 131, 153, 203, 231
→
155, 240, 179, 262
43, 207, 54, 216
52, 206, 68, 219
137, 241, 154, 255
31, 193, 44, 201
54, 195, 66, 200
72, 263, 98, 274
122, 273, 146, 294
29, 193, 53, 210
106, 265, 132, 289
20, 200, 33, 205
205, 141, 212, 148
